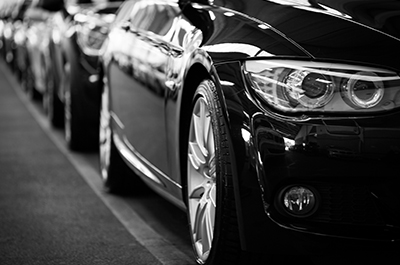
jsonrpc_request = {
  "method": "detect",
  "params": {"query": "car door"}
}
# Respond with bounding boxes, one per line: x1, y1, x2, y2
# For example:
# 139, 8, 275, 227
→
108, 0, 181, 192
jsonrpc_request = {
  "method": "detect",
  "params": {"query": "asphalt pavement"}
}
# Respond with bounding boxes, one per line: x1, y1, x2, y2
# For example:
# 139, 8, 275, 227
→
0, 61, 162, 264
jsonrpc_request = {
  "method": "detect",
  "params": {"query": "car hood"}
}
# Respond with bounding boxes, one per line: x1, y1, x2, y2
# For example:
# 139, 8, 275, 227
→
206, 0, 400, 71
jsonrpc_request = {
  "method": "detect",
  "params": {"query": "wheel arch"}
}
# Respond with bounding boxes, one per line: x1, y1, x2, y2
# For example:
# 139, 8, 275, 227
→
178, 62, 212, 203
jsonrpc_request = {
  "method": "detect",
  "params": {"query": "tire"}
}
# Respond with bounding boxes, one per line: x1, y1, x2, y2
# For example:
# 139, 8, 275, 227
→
63, 53, 99, 151
23, 64, 41, 100
99, 86, 144, 194
43, 63, 64, 128
187, 80, 242, 265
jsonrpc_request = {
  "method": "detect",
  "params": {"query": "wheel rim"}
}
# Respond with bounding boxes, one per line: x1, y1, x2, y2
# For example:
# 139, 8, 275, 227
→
99, 93, 111, 182
187, 94, 216, 264
63, 62, 72, 144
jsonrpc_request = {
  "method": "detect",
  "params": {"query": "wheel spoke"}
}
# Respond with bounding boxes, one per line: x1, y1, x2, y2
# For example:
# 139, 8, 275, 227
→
188, 141, 205, 170
204, 199, 215, 247
209, 183, 216, 208
193, 100, 209, 158
193, 198, 214, 257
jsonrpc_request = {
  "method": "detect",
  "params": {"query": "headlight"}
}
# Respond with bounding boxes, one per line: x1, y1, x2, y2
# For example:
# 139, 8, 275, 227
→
244, 60, 400, 114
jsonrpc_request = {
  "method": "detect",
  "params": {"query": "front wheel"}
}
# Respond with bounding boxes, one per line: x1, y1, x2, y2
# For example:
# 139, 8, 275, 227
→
23, 65, 41, 100
187, 80, 242, 265
63, 57, 99, 152
43, 65, 64, 128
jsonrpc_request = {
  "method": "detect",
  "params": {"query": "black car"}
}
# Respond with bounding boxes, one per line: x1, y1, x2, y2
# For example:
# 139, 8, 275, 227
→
18, 4, 55, 100
0, 0, 30, 72
105, 0, 399, 263
39, 0, 123, 151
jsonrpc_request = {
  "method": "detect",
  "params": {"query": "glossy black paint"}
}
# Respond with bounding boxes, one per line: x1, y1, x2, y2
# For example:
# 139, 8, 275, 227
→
215, 60, 400, 252
212, 0, 400, 69
102, 0, 400, 255
49, 1, 120, 100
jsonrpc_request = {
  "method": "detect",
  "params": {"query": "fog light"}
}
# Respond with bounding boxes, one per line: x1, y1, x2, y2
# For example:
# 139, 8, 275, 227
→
282, 186, 317, 217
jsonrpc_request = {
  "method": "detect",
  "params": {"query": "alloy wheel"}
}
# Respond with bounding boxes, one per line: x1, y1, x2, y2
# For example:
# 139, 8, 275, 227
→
187, 94, 217, 264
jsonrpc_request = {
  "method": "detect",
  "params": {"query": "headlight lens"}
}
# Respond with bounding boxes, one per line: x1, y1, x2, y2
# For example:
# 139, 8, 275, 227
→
245, 60, 400, 114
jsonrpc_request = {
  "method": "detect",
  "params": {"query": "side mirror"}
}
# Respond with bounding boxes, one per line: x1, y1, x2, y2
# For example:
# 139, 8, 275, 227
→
36, 0, 64, 12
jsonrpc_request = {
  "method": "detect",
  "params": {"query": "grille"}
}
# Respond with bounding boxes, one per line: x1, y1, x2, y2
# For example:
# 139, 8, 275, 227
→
311, 183, 385, 226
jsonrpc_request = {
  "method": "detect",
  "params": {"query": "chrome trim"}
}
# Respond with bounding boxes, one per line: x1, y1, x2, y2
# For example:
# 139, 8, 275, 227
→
113, 133, 163, 186
110, 111, 124, 129
112, 132, 183, 190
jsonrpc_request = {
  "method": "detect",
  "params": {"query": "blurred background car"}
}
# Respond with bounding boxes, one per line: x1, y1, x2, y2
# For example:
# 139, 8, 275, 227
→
0, 0, 59, 101
38, 0, 123, 151
19, 3, 54, 99
0, 0, 30, 73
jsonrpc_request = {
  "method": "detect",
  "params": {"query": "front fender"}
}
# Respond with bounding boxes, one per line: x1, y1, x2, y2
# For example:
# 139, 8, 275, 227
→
213, 61, 280, 252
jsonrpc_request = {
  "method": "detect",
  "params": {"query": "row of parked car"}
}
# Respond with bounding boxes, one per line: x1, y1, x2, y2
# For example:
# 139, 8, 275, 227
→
0, 0, 121, 152
2, 0, 400, 264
